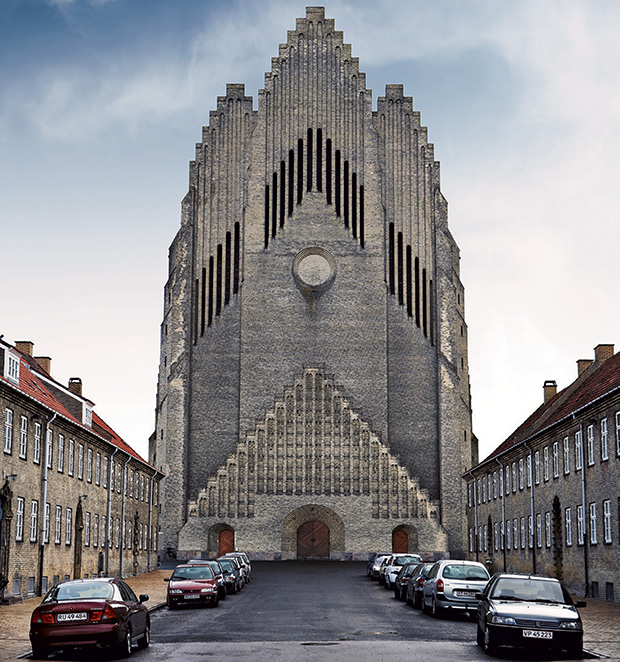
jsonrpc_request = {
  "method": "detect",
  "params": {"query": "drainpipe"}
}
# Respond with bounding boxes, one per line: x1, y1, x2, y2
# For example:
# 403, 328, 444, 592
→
38, 412, 57, 596
105, 448, 118, 576
147, 475, 154, 571
523, 442, 536, 574
119, 455, 130, 578
574, 415, 589, 596
496, 458, 506, 572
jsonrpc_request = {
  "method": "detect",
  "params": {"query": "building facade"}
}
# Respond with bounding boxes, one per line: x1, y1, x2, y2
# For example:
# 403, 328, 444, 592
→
155, 7, 474, 560
465, 344, 620, 602
0, 339, 163, 603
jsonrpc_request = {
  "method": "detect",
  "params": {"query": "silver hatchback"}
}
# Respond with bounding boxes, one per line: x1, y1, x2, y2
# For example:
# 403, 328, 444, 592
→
422, 560, 490, 618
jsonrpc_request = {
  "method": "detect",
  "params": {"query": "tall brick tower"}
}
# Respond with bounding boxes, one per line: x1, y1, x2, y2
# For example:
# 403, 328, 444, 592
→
155, 7, 473, 560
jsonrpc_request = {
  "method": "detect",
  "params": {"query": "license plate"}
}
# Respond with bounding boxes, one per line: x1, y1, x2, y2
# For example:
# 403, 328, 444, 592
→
56, 612, 87, 622
455, 590, 475, 597
523, 630, 553, 639
184, 594, 200, 600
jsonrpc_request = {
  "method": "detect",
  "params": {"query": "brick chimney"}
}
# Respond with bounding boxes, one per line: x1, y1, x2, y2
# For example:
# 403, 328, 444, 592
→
594, 344, 614, 364
68, 378, 83, 396
543, 380, 557, 403
35, 356, 52, 374
577, 359, 593, 376
15, 341, 34, 356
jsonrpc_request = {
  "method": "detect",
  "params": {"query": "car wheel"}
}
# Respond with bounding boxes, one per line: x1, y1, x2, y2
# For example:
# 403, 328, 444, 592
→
168, 600, 177, 610
476, 623, 484, 647
118, 626, 133, 658
422, 596, 431, 615
406, 592, 413, 606
30, 645, 48, 660
431, 596, 442, 618
211, 595, 220, 608
219, 586, 226, 600
137, 621, 150, 650
483, 624, 497, 655
413, 592, 422, 609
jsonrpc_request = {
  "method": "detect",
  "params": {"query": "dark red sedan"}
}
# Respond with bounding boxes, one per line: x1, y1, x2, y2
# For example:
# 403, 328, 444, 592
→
30, 577, 150, 659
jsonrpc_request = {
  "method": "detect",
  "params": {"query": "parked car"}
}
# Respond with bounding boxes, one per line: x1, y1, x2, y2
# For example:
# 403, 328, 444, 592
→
422, 559, 490, 618
366, 552, 391, 577
368, 554, 392, 580
405, 562, 434, 608
187, 559, 227, 600
29, 577, 150, 659
217, 557, 244, 593
222, 552, 252, 582
384, 554, 423, 589
476, 573, 585, 657
393, 563, 417, 601
165, 563, 219, 609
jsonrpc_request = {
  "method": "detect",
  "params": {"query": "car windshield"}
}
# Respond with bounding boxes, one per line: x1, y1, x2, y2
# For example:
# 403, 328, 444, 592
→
394, 555, 421, 565
442, 564, 489, 581
171, 566, 214, 580
491, 578, 566, 603
46, 582, 114, 602
218, 560, 234, 571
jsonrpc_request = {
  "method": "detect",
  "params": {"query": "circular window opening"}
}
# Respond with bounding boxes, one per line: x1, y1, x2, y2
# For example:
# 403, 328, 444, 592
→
292, 247, 337, 292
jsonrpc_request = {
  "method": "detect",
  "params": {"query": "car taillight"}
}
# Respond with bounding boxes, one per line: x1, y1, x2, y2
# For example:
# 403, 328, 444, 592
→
436, 579, 444, 593
417, 578, 425, 587
31, 608, 54, 625
92, 604, 117, 623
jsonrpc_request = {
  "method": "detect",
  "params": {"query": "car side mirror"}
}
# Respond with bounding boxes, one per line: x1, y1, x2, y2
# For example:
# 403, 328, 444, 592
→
575, 600, 586, 608
139, 594, 149, 603
164, 578, 170, 582
475, 592, 484, 600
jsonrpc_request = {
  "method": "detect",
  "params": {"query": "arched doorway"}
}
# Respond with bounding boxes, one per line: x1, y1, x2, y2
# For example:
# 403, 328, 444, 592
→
218, 529, 235, 556
392, 529, 408, 553
297, 520, 330, 559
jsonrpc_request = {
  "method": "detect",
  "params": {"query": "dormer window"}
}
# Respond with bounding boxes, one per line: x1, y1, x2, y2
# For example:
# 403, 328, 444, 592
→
7, 354, 19, 384
84, 406, 93, 428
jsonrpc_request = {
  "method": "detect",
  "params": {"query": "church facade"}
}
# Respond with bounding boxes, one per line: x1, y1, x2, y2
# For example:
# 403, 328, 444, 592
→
155, 7, 474, 560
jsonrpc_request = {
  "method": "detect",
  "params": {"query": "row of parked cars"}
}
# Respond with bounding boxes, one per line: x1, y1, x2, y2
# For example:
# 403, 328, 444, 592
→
28, 551, 252, 659
367, 553, 586, 658
165, 552, 252, 609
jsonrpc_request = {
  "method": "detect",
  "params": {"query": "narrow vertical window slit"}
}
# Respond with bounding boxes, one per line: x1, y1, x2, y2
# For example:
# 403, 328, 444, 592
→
359, 186, 365, 248
233, 222, 240, 294
307, 128, 312, 192
326, 140, 332, 205
264, 185, 270, 248
271, 172, 277, 238
201, 268, 206, 335
335, 150, 341, 216
225, 232, 231, 306
406, 246, 412, 317
297, 139, 303, 205
317, 129, 323, 192
388, 223, 395, 295
208, 257, 214, 327
279, 161, 285, 228
216, 244, 223, 317
351, 172, 357, 238
397, 232, 404, 305
414, 257, 420, 327
288, 150, 294, 216
343, 161, 349, 228
422, 268, 428, 337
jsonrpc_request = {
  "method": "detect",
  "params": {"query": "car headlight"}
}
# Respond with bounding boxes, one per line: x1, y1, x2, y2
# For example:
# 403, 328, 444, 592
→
169, 589, 182, 594
201, 587, 215, 593
490, 615, 517, 625
560, 621, 582, 630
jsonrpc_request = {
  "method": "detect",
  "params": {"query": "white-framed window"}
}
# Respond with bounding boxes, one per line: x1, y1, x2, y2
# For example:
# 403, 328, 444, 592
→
15, 497, 25, 541
526, 455, 532, 488
140, 523, 144, 551
85, 512, 91, 547
4, 407, 13, 454
493, 472, 497, 499
520, 517, 525, 549
43, 502, 50, 543
124, 466, 128, 496
101, 515, 107, 548
545, 512, 551, 548
494, 522, 499, 551
511, 463, 517, 493
141, 474, 145, 501
565, 508, 573, 546
115, 518, 120, 548
57, 434, 64, 472
603, 500, 612, 544
46, 430, 53, 469
552, 441, 559, 478
519, 459, 524, 489
68, 439, 74, 476
487, 474, 492, 501
513, 519, 518, 549
589, 503, 597, 544
145, 479, 150, 505
30, 500, 39, 542
543, 446, 549, 481
467, 481, 472, 508
534, 450, 541, 484
77, 444, 84, 480
601, 418, 609, 461
536, 513, 542, 548
563, 436, 570, 474
19, 415, 28, 459
127, 520, 132, 551
129, 470, 134, 497
577, 505, 585, 545
93, 514, 99, 548
587, 425, 595, 466
65, 508, 72, 545
575, 431, 583, 471
34, 423, 41, 464
87, 448, 93, 483
55, 506, 62, 544
110, 461, 115, 492
506, 520, 511, 550
154, 481, 158, 506
528, 515, 533, 548
117, 463, 122, 493
108, 517, 113, 549
505, 466, 510, 495
500, 520, 505, 550
95, 452, 101, 486
616, 411, 620, 456
103, 456, 108, 488
481, 477, 486, 503
499, 469, 504, 496
469, 528, 474, 553
7, 354, 20, 383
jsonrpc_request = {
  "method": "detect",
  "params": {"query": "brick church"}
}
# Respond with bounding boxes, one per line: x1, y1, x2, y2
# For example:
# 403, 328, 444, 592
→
155, 7, 474, 560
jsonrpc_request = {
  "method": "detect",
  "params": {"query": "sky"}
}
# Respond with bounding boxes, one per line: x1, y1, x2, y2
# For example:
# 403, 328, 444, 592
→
1, 0, 619, 464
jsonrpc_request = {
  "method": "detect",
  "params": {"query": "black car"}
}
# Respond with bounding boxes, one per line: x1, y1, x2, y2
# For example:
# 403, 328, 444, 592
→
476, 573, 585, 657
393, 563, 417, 601
405, 562, 434, 608
217, 558, 244, 593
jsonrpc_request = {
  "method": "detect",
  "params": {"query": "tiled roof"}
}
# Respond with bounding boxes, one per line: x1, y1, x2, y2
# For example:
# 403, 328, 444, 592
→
1, 345, 156, 471
480, 351, 620, 465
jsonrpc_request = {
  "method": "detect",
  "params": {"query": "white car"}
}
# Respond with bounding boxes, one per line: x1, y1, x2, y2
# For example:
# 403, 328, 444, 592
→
383, 554, 422, 588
